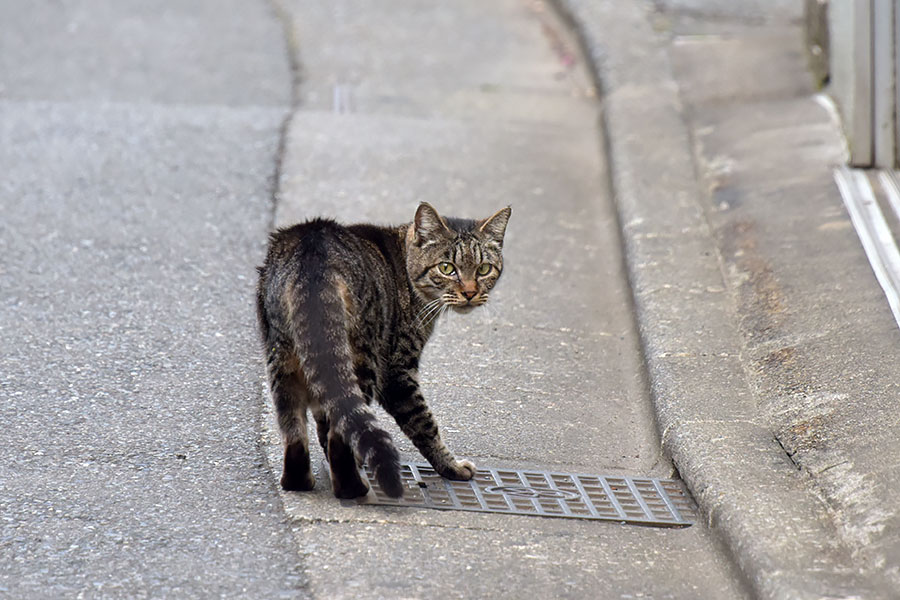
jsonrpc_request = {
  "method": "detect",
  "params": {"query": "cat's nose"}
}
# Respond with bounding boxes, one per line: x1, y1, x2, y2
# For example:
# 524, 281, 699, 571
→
461, 290, 477, 300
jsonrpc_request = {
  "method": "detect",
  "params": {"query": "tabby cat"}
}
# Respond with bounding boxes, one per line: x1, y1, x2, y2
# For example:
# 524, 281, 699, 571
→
256, 203, 511, 498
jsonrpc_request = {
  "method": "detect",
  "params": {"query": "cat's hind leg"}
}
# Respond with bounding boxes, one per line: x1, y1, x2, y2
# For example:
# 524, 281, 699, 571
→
326, 428, 370, 499
317, 354, 381, 499
310, 402, 369, 498
267, 345, 315, 491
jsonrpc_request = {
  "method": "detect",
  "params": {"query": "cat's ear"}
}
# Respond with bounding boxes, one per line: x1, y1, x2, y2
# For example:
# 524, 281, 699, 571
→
414, 202, 452, 243
478, 206, 512, 244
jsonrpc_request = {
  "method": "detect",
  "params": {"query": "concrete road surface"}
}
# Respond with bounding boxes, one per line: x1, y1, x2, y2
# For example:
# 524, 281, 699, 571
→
0, 1, 305, 597
1, 0, 749, 598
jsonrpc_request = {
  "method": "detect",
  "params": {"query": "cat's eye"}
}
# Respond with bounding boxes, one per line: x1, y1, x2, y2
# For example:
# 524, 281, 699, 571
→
437, 262, 456, 276
477, 263, 492, 276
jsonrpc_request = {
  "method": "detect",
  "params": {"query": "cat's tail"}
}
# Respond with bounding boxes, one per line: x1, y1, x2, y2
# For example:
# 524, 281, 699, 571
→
288, 272, 404, 498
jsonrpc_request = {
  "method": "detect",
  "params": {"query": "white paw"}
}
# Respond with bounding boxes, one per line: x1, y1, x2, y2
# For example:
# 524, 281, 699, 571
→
450, 459, 476, 480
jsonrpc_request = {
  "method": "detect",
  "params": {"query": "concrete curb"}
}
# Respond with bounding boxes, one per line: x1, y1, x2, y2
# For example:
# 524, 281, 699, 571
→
554, 1, 886, 598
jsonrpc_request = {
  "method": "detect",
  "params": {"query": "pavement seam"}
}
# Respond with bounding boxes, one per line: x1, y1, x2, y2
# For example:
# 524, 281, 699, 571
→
254, 4, 317, 596
263, 0, 303, 237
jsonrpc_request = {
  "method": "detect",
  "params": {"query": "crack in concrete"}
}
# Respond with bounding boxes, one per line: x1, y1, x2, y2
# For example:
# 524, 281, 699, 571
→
772, 435, 801, 471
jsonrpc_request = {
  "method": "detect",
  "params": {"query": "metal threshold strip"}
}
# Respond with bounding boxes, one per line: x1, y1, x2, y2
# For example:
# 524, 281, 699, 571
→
355, 462, 696, 527
834, 167, 900, 329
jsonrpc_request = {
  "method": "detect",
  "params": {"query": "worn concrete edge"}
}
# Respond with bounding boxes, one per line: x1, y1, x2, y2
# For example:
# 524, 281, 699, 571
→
250, 0, 321, 593
264, 0, 303, 227
551, 1, 886, 598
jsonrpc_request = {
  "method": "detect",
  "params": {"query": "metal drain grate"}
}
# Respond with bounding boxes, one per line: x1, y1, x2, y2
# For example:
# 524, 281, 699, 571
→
357, 463, 696, 527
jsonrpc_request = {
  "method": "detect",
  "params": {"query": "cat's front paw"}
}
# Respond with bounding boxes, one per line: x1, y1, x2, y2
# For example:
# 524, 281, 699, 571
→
441, 459, 476, 481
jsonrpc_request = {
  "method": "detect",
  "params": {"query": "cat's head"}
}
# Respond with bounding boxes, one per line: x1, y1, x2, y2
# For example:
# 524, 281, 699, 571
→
405, 202, 511, 315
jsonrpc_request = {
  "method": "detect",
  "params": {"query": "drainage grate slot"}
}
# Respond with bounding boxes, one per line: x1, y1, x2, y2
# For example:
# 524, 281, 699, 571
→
357, 463, 696, 527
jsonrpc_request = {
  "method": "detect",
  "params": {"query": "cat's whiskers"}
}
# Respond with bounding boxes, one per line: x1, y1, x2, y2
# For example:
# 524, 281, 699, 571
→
445, 292, 472, 308
428, 295, 457, 326
478, 299, 497, 321
415, 298, 446, 328
414, 297, 442, 321
420, 301, 448, 329
433, 302, 451, 325
414, 307, 440, 329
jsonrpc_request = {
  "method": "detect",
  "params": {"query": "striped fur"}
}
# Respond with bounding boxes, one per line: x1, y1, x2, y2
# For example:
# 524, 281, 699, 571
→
256, 203, 511, 499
